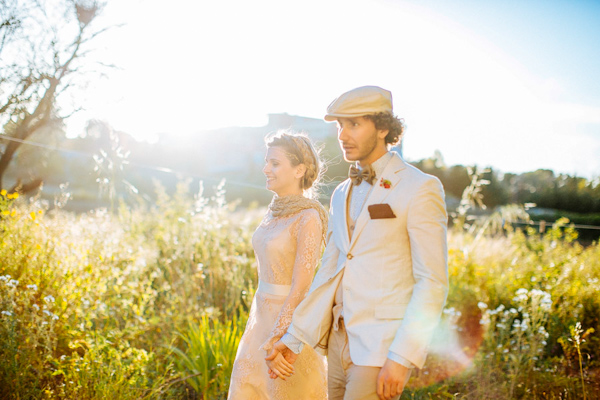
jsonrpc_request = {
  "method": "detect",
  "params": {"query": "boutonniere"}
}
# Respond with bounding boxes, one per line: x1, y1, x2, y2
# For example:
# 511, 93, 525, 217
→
379, 178, 392, 189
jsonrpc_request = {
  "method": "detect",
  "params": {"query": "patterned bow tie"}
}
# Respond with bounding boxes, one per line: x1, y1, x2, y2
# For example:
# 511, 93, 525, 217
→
349, 164, 376, 185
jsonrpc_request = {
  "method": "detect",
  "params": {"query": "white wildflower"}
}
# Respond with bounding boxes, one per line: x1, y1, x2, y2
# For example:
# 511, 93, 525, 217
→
44, 295, 55, 304
1, 310, 12, 316
7, 279, 18, 288
443, 307, 456, 315
27, 284, 38, 291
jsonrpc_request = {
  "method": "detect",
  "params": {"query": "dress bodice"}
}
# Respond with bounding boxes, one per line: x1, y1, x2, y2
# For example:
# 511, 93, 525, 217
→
252, 208, 322, 286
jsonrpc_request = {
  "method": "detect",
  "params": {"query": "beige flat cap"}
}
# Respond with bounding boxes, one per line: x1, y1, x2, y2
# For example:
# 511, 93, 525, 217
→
324, 86, 393, 121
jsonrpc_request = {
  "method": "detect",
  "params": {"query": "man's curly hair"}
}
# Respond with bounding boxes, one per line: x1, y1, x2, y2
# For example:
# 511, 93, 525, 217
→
363, 112, 405, 146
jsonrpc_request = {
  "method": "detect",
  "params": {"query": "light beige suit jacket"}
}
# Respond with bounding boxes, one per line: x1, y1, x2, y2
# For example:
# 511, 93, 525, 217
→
287, 152, 448, 369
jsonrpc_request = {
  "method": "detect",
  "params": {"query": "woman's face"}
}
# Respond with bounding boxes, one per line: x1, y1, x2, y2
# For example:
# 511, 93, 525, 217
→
263, 146, 303, 196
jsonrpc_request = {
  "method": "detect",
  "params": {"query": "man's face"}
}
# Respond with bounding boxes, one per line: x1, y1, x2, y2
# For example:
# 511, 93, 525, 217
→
336, 116, 386, 165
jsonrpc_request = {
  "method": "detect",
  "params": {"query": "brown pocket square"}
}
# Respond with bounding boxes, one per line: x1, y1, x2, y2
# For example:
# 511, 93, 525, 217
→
368, 204, 396, 219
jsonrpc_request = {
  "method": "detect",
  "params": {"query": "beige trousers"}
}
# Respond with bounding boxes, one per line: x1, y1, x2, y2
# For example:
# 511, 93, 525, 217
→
327, 320, 410, 400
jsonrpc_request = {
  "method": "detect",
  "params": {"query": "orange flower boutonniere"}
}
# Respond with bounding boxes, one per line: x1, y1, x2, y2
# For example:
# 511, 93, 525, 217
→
380, 178, 392, 189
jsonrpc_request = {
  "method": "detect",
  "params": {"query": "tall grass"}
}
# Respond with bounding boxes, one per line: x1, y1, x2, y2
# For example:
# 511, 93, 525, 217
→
0, 184, 598, 399
0, 182, 259, 398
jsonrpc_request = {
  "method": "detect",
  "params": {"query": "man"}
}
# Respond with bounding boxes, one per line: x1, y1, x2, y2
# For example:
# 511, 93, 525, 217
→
266, 86, 449, 400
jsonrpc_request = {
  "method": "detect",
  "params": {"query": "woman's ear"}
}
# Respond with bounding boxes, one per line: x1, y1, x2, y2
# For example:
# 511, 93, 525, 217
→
295, 163, 307, 179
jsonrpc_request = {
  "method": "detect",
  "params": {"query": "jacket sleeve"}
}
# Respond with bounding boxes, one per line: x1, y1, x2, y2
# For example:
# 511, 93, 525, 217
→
287, 196, 342, 351
388, 176, 449, 368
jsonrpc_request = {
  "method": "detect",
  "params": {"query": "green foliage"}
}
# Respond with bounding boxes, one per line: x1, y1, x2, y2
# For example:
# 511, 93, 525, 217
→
0, 181, 259, 398
169, 314, 245, 399
407, 219, 600, 399
1, 181, 600, 398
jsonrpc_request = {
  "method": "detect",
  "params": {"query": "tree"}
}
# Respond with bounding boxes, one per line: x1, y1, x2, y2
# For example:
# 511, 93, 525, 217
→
0, 0, 110, 193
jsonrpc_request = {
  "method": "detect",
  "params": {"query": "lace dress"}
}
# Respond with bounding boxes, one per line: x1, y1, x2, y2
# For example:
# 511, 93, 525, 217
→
228, 208, 328, 399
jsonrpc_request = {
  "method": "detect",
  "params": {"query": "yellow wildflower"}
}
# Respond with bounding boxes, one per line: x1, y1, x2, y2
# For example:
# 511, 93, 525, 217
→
12, 193, 19, 199
30, 211, 36, 221
1, 210, 9, 216
0, 189, 6, 196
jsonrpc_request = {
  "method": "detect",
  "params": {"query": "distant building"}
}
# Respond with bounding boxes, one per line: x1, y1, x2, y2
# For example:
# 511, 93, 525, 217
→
195, 113, 336, 175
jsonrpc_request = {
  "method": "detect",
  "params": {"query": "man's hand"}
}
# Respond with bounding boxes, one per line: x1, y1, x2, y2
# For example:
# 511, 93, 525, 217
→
264, 340, 299, 380
376, 358, 411, 400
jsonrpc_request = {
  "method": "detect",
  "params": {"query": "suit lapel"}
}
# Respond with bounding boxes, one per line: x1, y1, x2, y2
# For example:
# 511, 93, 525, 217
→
349, 153, 407, 250
333, 179, 352, 252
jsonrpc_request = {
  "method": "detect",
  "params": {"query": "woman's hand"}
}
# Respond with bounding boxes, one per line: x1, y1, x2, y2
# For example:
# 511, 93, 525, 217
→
265, 350, 295, 380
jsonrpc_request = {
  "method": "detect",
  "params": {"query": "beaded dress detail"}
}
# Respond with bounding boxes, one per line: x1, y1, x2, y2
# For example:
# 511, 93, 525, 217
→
228, 198, 328, 399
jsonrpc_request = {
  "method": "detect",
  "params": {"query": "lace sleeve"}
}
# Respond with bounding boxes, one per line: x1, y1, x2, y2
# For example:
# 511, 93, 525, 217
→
260, 209, 323, 353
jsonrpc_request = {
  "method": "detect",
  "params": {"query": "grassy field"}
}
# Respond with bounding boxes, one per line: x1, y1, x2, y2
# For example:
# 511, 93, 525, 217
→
0, 183, 598, 399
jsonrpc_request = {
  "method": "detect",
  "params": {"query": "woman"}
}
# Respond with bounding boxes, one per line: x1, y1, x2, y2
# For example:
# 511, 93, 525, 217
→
228, 131, 328, 399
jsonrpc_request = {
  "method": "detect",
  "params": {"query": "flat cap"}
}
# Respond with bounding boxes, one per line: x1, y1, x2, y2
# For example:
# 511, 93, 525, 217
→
324, 86, 393, 121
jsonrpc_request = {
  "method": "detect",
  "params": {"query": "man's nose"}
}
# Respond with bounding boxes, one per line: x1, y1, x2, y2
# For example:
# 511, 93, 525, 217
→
263, 164, 270, 174
338, 126, 347, 141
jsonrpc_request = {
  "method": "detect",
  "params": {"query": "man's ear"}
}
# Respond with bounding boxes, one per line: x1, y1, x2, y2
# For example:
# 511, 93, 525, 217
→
295, 164, 307, 179
377, 129, 389, 141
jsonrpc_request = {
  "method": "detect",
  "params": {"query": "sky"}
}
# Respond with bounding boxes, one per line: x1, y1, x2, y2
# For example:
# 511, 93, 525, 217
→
67, 0, 600, 178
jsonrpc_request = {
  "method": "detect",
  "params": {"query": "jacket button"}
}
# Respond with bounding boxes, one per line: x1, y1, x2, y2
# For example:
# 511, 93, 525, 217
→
347, 253, 353, 260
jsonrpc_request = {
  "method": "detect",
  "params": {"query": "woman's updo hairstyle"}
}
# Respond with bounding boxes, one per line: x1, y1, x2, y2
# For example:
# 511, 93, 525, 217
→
265, 130, 324, 199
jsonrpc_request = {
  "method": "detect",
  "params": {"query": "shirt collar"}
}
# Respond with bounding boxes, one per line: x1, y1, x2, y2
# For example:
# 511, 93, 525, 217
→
356, 151, 392, 180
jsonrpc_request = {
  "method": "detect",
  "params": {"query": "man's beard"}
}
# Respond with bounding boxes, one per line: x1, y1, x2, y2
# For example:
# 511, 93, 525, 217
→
354, 132, 379, 164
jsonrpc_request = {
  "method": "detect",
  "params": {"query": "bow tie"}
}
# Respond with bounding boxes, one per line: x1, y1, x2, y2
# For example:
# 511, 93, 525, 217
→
349, 164, 376, 186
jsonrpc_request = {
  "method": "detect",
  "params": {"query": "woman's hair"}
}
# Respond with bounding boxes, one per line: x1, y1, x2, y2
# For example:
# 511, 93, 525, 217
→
363, 112, 406, 146
265, 130, 325, 199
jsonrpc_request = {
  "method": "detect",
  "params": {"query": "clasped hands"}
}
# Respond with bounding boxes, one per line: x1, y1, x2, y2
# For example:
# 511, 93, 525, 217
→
264, 340, 298, 380
265, 340, 410, 400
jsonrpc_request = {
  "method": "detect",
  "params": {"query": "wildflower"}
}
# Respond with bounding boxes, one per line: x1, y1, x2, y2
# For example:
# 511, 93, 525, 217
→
30, 211, 36, 221
33, 304, 39, 311
1, 310, 12, 316
509, 308, 518, 314
477, 302, 488, 310
27, 284, 38, 291
0, 275, 10, 282
0, 189, 6, 196
7, 279, 18, 288
44, 295, 55, 303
